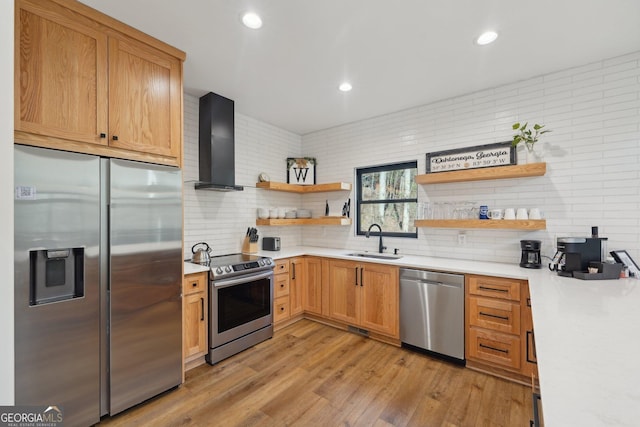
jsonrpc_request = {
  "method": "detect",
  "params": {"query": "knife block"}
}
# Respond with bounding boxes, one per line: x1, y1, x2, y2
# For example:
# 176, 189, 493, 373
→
242, 236, 258, 254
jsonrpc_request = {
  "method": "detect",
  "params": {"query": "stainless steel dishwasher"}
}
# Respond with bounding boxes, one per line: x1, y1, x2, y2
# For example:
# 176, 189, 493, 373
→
400, 268, 465, 363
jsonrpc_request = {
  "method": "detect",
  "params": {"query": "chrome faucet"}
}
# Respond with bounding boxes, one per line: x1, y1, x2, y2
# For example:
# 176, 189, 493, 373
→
366, 223, 387, 253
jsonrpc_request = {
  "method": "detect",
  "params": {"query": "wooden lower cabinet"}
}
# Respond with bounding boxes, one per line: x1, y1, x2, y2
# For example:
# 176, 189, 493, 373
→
271, 256, 399, 342
521, 284, 538, 379
273, 259, 291, 325
273, 257, 306, 328
303, 257, 323, 315
327, 259, 399, 338
268, 257, 538, 385
183, 271, 208, 371
466, 274, 538, 384
290, 258, 304, 317
467, 328, 521, 370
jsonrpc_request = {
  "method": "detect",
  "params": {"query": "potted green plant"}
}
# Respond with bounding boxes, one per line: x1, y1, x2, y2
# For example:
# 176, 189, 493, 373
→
511, 122, 550, 164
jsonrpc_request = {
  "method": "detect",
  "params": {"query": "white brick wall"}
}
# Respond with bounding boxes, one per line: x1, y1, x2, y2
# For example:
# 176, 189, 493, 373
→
183, 94, 303, 259
183, 50, 640, 265
302, 51, 640, 264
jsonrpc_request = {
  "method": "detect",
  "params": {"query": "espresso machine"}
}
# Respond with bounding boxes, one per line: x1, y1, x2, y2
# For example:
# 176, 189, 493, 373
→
520, 240, 542, 269
550, 236, 606, 277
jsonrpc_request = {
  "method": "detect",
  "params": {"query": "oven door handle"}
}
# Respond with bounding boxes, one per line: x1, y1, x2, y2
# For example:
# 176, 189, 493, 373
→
213, 270, 274, 289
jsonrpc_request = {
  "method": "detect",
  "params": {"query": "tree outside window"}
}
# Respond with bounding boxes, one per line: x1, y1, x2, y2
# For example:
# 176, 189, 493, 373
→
356, 161, 418, 238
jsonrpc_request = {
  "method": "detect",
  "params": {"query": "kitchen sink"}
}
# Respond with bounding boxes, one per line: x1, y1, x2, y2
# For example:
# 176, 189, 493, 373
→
346, 252, 403, 260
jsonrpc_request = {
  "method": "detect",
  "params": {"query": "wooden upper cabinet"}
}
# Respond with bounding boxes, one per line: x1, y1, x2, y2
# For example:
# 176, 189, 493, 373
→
16, 0, 108, 145
108, 36, 181, 160
15, 0, 185, 167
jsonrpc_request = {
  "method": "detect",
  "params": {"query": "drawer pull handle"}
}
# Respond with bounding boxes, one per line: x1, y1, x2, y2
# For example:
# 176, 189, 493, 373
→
479, 343, 509, 354
280, 307, 285, 312
479, 285, 508, 293
280, 284, 284, 288
526, 330, 537, 364
479, 311, 510, 321
527, 297, 531, 307
200, 297, 204, 321
192, 282, 198, 287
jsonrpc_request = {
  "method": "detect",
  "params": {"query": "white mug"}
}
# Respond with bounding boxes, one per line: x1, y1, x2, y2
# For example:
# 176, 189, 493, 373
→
488, 208, 503, 220
504, 208, 516, 220
516, 208, 528, 220
529, 208, 542, 220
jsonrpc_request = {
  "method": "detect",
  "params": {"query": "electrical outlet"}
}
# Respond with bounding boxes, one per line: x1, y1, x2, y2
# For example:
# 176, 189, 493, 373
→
457, 232, 467, 245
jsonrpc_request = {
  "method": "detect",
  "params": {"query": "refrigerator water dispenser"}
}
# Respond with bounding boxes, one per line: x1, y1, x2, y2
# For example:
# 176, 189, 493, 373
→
29, 247, 84, 305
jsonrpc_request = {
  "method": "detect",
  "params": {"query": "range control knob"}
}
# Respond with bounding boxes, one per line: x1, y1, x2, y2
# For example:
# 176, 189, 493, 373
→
265, 258, 272, 265
258, 260, 264, 266
215, 267, 223, 274
225, 266, 232, 273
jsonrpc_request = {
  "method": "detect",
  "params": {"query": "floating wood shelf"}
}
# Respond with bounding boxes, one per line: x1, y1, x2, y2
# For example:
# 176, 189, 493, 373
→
414, 219, 546, 230
256, 181, 352, 193
415, 163, 546, 185
257, 217, 352, 226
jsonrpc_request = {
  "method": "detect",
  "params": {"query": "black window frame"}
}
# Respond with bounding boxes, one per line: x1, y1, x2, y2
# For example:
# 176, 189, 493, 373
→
356, 161, 418, 238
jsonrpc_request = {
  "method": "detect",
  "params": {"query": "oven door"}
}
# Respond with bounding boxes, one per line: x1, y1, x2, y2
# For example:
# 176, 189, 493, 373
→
210, 270, 273, 348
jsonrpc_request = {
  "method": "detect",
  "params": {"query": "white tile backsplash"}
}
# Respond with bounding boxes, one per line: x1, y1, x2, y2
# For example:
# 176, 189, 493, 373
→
183, 95, 303, 259
184, 50, 640, 265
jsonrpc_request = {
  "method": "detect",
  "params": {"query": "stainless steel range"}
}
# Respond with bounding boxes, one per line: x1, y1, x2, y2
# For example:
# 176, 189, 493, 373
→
205, 253, 275, 365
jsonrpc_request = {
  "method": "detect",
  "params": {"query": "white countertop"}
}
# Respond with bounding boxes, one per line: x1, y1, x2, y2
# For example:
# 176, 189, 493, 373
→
184, 261, 209, 275
184, 246, 640, 426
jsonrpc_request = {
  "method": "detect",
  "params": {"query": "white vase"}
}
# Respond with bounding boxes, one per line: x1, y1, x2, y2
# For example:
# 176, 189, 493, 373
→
517, 143, 542, 164
525, 143, 543, 164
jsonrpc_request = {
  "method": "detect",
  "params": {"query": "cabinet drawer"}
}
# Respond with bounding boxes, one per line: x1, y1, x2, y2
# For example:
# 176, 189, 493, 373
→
468, 328, 521, 370
469, 296, 521, 334
468, 275, 522, 301
274, 274, 290, 298
274, 259, 290, 274
274, 296, 290, 323
183, 272, 208, 296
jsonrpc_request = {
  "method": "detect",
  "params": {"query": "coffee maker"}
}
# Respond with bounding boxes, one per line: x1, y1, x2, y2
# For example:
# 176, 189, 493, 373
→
550, 237, 605, 277
520, 240, 542, 269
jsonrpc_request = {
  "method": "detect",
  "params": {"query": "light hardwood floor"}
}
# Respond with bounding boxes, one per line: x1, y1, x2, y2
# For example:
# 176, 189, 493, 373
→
98, 320, 532, 426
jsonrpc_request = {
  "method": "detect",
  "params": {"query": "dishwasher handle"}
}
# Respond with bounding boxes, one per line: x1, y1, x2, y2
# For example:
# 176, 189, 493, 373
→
405, 278, 463, 290
400, 268, 464, 289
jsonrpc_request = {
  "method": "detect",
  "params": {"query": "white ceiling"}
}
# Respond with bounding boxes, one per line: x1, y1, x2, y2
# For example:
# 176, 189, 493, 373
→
80, 0, 640, 135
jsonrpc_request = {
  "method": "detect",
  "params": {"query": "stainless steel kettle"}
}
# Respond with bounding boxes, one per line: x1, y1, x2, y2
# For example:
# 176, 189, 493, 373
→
191, 242, 212, 264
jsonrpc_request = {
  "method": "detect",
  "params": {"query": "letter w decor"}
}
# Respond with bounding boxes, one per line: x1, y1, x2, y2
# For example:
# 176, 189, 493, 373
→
287, 157, 316, 185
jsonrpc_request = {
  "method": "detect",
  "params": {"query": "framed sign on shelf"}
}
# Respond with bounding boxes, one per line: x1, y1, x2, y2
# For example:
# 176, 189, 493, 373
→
425, 141, 516, 173
287, 157, 316, 185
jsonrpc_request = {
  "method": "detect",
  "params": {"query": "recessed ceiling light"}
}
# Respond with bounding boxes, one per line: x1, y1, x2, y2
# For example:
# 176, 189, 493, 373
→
242, 12, 262, 29
476, 31, 498, 46
338, 82, 352, 92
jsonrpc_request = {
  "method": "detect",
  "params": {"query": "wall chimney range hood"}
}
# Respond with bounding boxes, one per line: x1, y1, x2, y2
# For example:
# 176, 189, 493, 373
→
196, 92, 243, 191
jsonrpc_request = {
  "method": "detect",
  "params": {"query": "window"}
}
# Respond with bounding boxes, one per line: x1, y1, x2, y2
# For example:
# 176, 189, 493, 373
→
356, 161, 418, 238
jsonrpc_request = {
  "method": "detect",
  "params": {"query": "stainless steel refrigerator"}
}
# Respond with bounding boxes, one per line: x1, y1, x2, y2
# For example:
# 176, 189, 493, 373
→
14, 145, 183, 426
